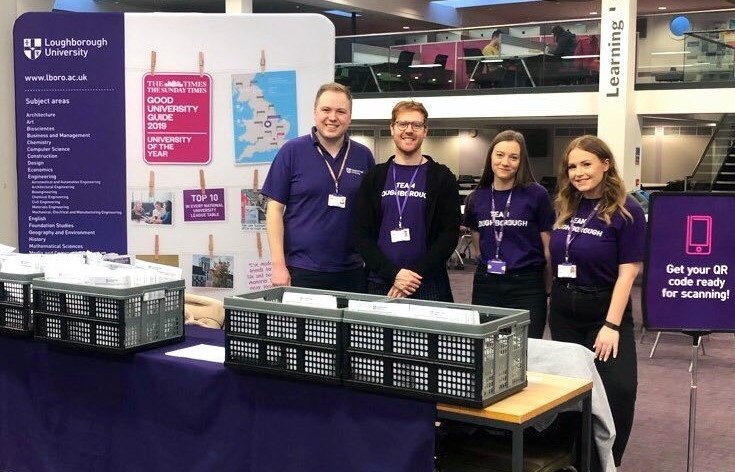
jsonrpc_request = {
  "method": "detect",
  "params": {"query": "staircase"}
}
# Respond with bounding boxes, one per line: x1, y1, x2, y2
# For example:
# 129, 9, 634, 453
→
712, 142, 735, 191
689, 114, 735, 192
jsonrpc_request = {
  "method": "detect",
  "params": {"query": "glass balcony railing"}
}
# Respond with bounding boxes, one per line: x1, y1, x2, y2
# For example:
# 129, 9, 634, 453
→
637, 29, 735, 85
683, 30, 735, 82
335, 20, 601, 94
336, 10, 735, 94
688, 114, 735, 191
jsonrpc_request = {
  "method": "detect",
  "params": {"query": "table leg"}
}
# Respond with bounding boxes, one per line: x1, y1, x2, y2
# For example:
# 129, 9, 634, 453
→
512, 427, 524, 472
520, 59, 536, 87
368, 65, 382, 93
465, 61, 480, 89
580, 394, 592, 472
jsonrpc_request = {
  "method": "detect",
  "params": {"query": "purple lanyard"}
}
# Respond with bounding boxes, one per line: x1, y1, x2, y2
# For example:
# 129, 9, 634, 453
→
314, 133, 350, 195
392, 162, 421, 228
490, 185, 513, 260
564, 203, 599, 262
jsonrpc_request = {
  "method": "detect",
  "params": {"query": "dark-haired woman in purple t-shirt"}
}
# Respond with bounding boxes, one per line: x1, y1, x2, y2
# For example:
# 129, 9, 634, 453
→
464, 130, 554, 339
549, 135, 645, 467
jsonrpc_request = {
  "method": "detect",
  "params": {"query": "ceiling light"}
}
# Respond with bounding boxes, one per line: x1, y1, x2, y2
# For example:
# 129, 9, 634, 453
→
658, 6, 667, 10
403, 26, 410, 30
431, 0, 536, 6
589, 11, 597, 15
323, 9, 361, 18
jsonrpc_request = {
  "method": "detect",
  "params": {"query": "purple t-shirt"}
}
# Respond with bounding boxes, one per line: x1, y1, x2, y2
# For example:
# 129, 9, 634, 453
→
261, 130, 375, 272
464, 183, 554, 270
373, 162, 428, 282
550, 195, 646, 287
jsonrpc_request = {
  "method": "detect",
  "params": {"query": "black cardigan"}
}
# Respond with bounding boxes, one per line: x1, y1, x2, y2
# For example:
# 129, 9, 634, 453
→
353, 155, 461, 282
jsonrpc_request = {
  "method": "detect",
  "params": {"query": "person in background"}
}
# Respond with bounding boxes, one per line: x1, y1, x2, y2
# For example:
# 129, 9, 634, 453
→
550, 25, 577, 57
549, 135, 645, 466
353, 100, 460, 301
150, 200, 172, 225
161, 201, 172, 225
131, 200, 146, 221
150, 201, 164, 223
463, 130, 554, 338
482, 29, 502, 57
261, 82, 375, 292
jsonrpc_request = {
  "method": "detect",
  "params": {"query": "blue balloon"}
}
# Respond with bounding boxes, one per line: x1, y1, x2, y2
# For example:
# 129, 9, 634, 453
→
670, 16, 692, 37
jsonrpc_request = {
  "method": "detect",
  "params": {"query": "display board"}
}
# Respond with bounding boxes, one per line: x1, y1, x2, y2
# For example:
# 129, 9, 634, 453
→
643, 192, 735, 332
14, 12, 335, 297
14, 13, 127, 253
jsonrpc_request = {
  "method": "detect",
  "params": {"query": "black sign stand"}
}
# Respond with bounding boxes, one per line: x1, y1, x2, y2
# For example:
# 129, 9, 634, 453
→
683, 330, 710, 472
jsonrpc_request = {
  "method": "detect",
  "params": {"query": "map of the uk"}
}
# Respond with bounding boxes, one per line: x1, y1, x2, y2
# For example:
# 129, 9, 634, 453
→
231, 71, 298, 164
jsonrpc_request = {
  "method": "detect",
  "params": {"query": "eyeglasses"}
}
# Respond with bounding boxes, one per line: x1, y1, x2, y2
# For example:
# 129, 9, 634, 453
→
393, 120, 426, 131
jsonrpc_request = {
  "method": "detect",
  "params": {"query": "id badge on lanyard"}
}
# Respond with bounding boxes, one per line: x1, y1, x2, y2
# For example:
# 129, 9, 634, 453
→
319, 138, 350, 209
327, 194, 346, 208
487, 186, 512, 275
487, 259, 507, 274
391, 162, 420, 243
390, 227, 411, 243
560, 203, 598, 279
558, 262, 577, 278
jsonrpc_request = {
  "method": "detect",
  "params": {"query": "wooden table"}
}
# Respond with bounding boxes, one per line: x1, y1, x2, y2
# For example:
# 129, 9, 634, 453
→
437, 371, 593, 472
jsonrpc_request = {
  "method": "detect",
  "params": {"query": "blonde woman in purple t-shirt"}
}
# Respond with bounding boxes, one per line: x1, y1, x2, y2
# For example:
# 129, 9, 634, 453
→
463, 130, 554, 339
549, 135, 646, 467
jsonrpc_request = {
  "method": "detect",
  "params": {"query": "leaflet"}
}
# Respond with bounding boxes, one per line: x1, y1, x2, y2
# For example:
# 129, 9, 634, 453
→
165, 344, 225, 363
281, 291, 338, 309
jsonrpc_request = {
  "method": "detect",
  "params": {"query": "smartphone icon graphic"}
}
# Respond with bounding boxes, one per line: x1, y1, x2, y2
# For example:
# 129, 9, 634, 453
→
686, 215, 712, 255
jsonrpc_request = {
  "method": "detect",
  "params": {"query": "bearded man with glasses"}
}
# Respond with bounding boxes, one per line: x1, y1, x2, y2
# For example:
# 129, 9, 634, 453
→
353, 100, 461, 301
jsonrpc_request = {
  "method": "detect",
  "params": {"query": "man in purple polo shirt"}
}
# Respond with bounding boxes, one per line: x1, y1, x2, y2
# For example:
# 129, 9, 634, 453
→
261, 83, 375, 292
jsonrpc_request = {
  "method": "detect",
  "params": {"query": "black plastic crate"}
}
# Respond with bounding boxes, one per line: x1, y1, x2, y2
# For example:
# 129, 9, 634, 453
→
342, 299, 529, 408
0, 271, 43, 336
32, 278, 185, 354
224, 287, 387, 385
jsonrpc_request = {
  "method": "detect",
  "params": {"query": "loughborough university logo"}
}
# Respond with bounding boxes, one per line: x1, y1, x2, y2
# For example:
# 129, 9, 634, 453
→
23, 38, 42, 60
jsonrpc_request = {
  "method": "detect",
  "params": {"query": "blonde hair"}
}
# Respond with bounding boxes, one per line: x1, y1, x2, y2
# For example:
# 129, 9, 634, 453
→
314, 82, 352, 110
554, 135, 631, 227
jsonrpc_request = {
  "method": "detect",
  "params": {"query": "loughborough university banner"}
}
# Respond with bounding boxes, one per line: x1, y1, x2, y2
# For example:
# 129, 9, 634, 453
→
643, 192, 735, 332
13, 12, 127, 253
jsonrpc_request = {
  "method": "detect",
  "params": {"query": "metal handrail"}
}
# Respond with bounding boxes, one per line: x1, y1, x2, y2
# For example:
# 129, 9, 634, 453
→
687, 113, 730, 191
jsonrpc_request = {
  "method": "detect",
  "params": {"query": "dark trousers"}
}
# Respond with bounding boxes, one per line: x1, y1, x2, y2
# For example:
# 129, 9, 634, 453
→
288, 266, 367, 293
471, 265, 548, 339
549, 280, 637, 467
367, 273, 453, 302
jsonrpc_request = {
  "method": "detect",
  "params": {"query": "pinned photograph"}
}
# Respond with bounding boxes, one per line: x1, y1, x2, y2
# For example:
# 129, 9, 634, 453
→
191, 254, 234, 288
241, 188, 267, 231
130, 191, 174, 225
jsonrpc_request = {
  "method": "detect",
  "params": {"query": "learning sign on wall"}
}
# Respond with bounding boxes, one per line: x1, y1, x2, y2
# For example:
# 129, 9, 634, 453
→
643, 192, 735, 332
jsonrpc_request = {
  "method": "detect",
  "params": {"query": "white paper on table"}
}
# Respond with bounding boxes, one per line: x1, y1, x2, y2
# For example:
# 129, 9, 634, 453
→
281, 291, 338, 309
165, 344, 225, 363
0, 244, 16, 255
